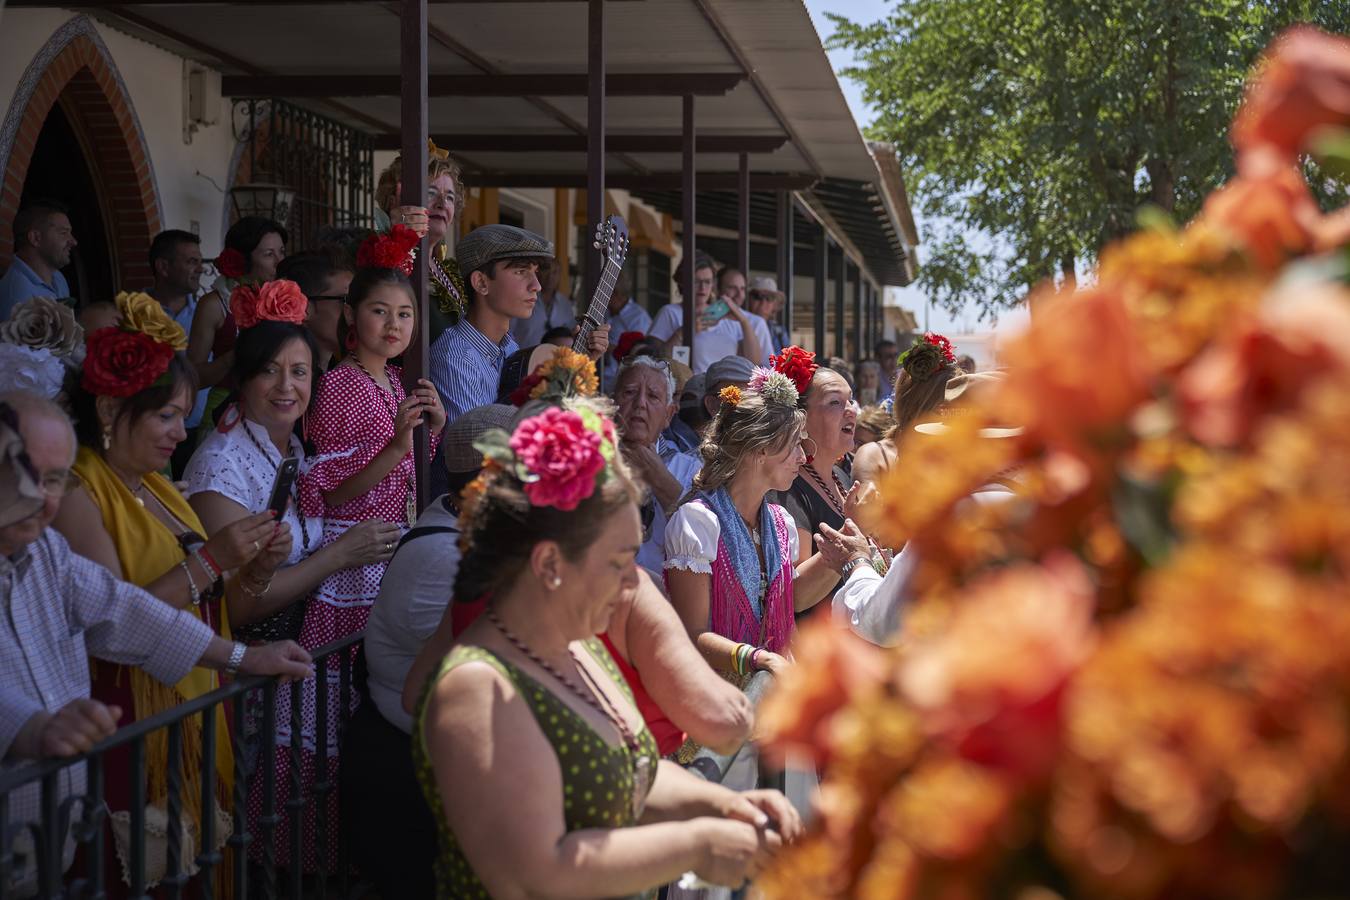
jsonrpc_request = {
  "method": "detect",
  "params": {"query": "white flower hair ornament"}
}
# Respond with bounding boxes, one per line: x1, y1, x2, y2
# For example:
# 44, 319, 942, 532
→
747, 366, 800, 408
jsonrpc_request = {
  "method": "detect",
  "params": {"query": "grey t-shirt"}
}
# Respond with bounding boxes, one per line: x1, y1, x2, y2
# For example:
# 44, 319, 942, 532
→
363, 496, 460, 733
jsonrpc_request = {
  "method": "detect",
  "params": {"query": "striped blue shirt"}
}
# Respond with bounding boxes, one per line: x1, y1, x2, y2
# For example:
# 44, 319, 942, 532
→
430, 317, 519, 424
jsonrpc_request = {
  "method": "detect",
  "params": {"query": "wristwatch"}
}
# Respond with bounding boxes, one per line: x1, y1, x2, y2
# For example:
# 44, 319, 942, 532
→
839, 557, 870, 578
224, 641, 247, 677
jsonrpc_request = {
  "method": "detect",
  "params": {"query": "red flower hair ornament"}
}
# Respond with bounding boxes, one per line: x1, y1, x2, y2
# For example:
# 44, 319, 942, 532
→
81, 327, 176, 398
613, 331, 647, 364
356, 224, 420, 276
215, 248, 247, 280
771, 345, 819, 396
230, 279, 309, 329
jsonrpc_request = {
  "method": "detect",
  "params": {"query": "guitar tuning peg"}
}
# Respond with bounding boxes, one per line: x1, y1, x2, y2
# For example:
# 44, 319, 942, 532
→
592, 240, 601, 249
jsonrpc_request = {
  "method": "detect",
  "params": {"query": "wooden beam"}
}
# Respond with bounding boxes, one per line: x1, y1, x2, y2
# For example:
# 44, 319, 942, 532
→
13, 0, 641, 5
400, 0, 430, 512
222, 72, 744, 98
465, 172, 816, 191
371, 133, 788, 153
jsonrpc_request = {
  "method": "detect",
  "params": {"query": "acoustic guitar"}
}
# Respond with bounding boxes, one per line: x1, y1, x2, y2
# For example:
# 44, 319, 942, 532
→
497, 215, 630, 401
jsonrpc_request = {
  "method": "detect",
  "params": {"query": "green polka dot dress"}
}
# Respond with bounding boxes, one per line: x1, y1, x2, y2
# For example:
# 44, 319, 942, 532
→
413, 639, 660, 899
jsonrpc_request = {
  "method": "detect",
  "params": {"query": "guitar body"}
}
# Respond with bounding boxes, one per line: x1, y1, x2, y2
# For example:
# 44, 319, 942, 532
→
497, 343, 563, 402
496, 216, 630, 403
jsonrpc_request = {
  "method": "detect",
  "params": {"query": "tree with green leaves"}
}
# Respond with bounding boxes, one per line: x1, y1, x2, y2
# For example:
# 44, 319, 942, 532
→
828, 0, 1350, 316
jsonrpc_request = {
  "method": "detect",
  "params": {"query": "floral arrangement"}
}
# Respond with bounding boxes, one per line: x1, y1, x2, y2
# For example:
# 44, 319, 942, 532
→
229, 278, 308, 329
508, 347, 599, 406
81, 293, 186, 398
468, 405, 617, 512
214, 247, 247, 280
748, 365, 802, 408
898, 331, 957, 378
770, 345, 818, 396
0, 296, 85, 398
756, 26, 1350, 900
356, 224, 420, 275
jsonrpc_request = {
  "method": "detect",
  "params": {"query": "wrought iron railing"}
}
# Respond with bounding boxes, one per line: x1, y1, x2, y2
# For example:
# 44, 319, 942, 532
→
231, 99, 376, 250
0, 633, 363, 900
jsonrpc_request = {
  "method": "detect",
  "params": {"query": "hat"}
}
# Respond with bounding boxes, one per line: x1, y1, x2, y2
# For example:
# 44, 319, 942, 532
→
748, 276, 783, 296
704, 356, 756, 394
679, 373, 707, 411
912, 372, 1024, 438
455, 224, 554, 275
0, 403, 44, 528
442, 404, 518, 473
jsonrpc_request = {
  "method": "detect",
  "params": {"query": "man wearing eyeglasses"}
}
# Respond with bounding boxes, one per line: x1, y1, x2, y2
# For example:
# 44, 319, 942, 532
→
277, 250, 355, 372
649, 253, 762, 374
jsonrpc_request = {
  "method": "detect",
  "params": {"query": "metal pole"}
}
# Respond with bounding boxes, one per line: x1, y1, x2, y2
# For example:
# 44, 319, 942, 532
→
585, 0, 606, 304
681, 93, 696, 351
400, 0, 430, 512
826, 246, 837, 361
813, 224, 826, 359
737, 152, 750, 277
780, 194, 794, 346
853, 263, 863, 365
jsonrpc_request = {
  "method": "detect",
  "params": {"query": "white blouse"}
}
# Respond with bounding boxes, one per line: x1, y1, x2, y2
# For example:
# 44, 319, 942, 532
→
662, 500, 799, 575
183, 417, 323, 566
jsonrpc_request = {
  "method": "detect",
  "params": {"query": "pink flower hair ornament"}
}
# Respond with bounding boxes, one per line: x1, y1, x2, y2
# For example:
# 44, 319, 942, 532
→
473, 406, 617, 511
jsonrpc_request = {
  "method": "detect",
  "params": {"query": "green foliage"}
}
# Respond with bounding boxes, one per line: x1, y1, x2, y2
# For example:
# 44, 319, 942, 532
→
829, 0, 1350, 315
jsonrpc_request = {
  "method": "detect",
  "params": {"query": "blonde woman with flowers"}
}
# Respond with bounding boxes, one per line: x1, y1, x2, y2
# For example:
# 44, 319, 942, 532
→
663, 369, 862, 679
414, 405, 800, 898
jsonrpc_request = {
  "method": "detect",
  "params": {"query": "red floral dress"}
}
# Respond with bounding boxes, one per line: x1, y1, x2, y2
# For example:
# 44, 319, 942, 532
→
249, 362, 440, 871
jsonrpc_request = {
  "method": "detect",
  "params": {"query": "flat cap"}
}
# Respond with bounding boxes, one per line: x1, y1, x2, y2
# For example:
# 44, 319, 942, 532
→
456, 224, 554, 275
704, 355, 756, 393
442, 403, 518, 474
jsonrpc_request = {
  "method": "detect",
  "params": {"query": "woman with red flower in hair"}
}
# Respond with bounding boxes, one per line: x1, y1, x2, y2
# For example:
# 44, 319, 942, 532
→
186, 216, 288, 447
257, 228, 444, 872
55, 290, 300, 896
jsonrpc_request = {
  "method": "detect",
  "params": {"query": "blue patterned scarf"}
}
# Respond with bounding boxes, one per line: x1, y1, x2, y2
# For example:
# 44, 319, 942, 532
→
701, 486, 782, 618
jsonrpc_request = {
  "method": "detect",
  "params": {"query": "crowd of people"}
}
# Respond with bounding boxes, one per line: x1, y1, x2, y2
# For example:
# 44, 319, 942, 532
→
0, 147, 995, 899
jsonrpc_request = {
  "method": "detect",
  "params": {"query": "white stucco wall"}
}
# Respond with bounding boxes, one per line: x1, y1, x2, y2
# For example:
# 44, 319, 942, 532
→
0, 8, 237, 254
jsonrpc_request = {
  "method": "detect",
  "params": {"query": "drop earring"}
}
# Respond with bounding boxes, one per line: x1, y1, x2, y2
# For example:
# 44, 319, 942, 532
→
101, 425, 111, 452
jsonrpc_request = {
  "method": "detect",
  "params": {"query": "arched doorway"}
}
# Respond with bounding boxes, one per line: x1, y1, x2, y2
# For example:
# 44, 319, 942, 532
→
0, 17, 161, 308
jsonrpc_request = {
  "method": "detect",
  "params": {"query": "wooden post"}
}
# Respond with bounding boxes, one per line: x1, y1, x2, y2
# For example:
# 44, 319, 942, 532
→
777, 190, 793, 346
681, 94, 696, 351
833, 245, 845, 360
852, 263, 863, 365
737, 152, 750, 277
585, 0, 605, 303
400, 0, 429, 511
814, 224, 827, 359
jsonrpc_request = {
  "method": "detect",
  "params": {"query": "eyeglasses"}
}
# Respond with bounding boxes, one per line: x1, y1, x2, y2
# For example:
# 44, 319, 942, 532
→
37, 471, 71, 498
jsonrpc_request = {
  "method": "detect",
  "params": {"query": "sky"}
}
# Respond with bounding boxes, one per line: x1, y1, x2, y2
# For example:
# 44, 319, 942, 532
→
802, 0, 1030, 345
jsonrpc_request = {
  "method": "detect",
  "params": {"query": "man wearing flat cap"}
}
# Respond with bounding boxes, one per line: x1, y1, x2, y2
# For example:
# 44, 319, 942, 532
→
429, 224, 609, 429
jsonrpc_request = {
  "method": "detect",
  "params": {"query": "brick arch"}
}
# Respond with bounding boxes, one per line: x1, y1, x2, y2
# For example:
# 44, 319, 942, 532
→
0, 17, 161, 286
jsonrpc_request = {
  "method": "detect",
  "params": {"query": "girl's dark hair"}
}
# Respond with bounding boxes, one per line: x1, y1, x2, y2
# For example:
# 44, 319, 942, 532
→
453, 425, 642, 604
337, 267, 417, 352
232, 321, 321, 395
224, 216, 288, 262
70, 353, 199, 450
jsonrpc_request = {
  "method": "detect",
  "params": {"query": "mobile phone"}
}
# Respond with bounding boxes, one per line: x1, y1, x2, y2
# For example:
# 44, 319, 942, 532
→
266, 457, 300, 518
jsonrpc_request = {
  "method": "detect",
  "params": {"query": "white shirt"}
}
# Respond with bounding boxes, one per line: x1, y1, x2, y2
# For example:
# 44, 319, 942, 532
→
183, 418, 323, 565
363, 497, 460, 733
832, 485, 1015, 645
637, 444, 702, 579
740, 309, 774, 366
510, 290, 575, 347
663, 501, 799, 574
648, 303, 745, 374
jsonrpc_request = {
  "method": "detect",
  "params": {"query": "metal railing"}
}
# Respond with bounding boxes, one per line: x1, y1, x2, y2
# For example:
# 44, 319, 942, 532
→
0, 633, 363, 900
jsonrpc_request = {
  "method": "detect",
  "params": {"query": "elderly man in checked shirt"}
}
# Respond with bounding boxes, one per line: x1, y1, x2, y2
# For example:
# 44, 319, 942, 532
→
0, 392, 312, 895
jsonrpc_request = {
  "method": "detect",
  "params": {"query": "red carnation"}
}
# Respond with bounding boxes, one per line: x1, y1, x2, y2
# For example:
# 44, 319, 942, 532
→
771, 345, 819, 396
509, 372, 545, 406
356, 225, 420, 275
613, 331, 646, 363
215, 248, 247, 280
923, 332, 957, 364
81, 327, 175, 398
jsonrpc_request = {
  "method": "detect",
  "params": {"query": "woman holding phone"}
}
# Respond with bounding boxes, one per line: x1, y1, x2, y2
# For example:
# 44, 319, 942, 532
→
184, 279, 401, 642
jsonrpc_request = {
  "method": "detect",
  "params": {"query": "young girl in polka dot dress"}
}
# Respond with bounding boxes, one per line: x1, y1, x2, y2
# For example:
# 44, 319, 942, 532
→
252, 237, 445, 871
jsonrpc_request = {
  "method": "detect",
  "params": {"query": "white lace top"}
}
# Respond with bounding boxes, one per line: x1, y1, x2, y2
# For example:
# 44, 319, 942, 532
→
183, 417, 323, 566
662, 501, 799, 575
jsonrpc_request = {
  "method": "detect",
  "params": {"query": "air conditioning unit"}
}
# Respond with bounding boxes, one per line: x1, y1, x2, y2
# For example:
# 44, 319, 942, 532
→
182, 62, 221, 144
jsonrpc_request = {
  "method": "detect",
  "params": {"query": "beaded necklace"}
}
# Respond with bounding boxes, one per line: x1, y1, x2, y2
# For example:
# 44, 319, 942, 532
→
487, 607, 651, 818
802, 463, 846, 517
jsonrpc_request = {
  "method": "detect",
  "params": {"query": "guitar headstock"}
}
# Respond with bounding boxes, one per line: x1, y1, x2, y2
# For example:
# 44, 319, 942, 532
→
591, 215, 630, 269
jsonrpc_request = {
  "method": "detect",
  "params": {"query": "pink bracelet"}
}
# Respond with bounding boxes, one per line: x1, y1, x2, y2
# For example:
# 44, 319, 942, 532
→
749, 647, 764, 671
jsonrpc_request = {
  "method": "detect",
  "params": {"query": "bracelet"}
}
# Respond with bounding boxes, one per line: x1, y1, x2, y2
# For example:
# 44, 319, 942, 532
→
179, 559, 201, 606
839, 557, 869, 578
224, 641, 247, 676
196, 546, 222, 580
749, 647, 764, 671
